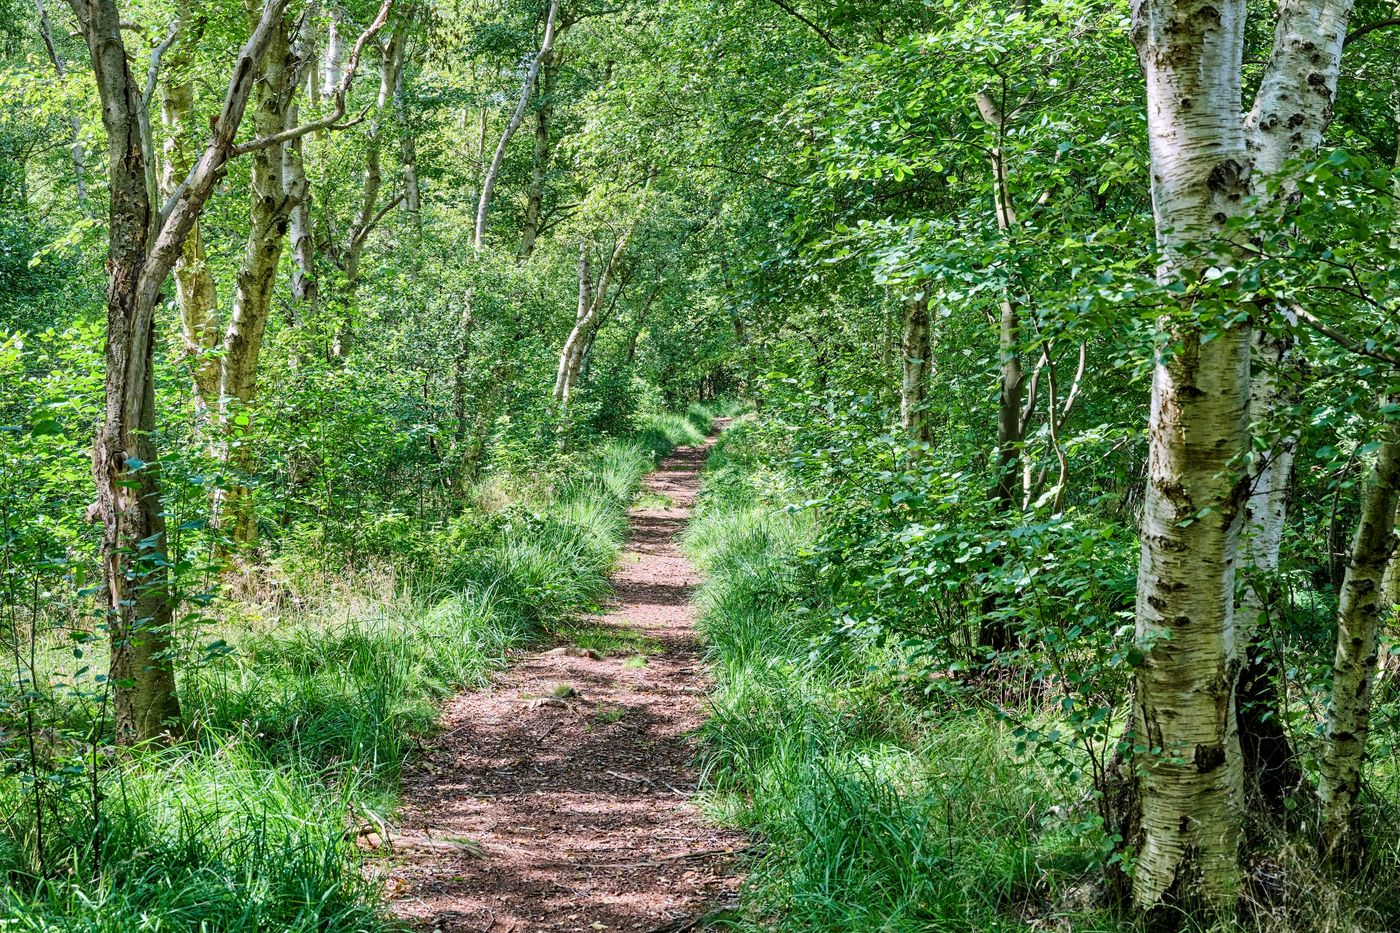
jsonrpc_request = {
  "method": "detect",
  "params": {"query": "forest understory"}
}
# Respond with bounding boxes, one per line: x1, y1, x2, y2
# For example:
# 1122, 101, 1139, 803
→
7, 0, 1400, 929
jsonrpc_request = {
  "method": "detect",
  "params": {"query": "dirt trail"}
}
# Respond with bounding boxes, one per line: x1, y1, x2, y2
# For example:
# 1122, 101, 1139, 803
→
387, 433, 745, 933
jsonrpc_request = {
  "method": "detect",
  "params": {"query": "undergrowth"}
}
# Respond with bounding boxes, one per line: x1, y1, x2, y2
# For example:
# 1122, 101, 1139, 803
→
687, 417, 1400, 933
0, 406, 718, 931
685, 419, 1121, 932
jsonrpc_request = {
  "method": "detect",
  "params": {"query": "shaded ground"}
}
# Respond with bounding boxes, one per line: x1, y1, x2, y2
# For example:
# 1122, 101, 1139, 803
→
386, 434, 745, 933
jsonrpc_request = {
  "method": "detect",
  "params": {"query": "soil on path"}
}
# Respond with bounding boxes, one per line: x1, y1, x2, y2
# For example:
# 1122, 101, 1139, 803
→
387, 434, 745, 933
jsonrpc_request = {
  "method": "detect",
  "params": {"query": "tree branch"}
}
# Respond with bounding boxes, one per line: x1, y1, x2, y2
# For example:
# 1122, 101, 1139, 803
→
765, 0, 840, 51
1345, 17, 1400, 45
229, 0, 395, 157
1291, 302, 1400, 368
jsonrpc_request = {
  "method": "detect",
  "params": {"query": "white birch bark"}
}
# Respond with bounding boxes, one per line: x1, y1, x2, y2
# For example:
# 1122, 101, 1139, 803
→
215, 4, 300, 546
1232, 0, 1354, 796
554, 222, 636, 403
1129, 0, 1252, 910
1318, 415, 1400, 859
899, 293, 933, 444
474, 0, 560, 250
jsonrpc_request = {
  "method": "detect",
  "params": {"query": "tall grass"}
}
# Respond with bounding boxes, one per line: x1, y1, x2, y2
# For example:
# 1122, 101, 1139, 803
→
685, 419, 1115, 932
0, 406, 719, 931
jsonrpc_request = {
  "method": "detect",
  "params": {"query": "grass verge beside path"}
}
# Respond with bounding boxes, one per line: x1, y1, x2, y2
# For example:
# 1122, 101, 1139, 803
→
0, 404, 722, 932
684, 417, 1114, 933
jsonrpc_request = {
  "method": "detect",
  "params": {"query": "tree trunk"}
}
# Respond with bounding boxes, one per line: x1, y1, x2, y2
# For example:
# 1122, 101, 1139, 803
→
215, 5, 300, 548
158, 10, 221, 414
976, 90, 1025, 515
70, 0, 323, 743
518, 39, 564, 259
1234, 0, 1354, 808
555, 216, 640, 404
333, 21, 408, 356
475, 0, 561, 250
899, 292, 933, 444
34, 0, 89, 211
323, 8, 344, 96
555, 242, 594, 403
284, 102, 317, 316
1129, 0, 1252, 913
1318, 414, 1400, 861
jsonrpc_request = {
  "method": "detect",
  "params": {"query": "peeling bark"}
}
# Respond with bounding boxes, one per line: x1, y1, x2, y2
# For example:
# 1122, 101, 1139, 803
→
1129, 0, 1252, 911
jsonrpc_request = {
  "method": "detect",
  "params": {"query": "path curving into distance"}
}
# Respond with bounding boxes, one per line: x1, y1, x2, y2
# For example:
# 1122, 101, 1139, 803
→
387, 431, 745, 933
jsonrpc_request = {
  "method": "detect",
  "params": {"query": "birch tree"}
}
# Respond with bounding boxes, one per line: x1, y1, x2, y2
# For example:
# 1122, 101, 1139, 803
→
1128, 0, 1252, 910
1128, 0, 1356, 910
899, 292, 933, 444
68, 0, 391, 744
1234, 0, 1355, 804
1318, 407, 1400, 861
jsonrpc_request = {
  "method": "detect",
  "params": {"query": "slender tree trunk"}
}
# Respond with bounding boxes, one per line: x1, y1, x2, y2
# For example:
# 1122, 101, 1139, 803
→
333, 21, 408, 356
284, 102, 317, 316
975, 90, 1024, 651
555, 214, 641, 403
159, 9, 221, 415
976, 89, 1025, 516
518, 38, 564, 259
475, 0, 560, 250
70, 0, 300, 744
71, 0, 386, 741
899, 292, 933, 444
34, 0, 89, 211
1318, 414, 1400, 861
1234, 329, 1303, 807
555, 242, 594, 403
323, 8, 344, 96
215, 5, 300, 548
1234, 0, 1354, 806
451, 290, 476, 490
1129, 0, 1252, 913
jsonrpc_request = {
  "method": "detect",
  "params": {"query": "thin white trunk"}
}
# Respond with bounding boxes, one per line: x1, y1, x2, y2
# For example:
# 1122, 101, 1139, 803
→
475, 0, 560, 250
899, 293, 933, 443
1233, 0, 1354, 795
1318, 415, 1400, 859
323, 9, 344, 96
216, 3, 300, 547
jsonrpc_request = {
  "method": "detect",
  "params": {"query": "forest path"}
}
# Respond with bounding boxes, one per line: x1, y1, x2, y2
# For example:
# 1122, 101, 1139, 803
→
387, 430, 745, 933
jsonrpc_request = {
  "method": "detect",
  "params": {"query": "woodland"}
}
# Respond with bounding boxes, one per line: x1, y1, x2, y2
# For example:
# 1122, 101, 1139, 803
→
3, 0, 1400, 929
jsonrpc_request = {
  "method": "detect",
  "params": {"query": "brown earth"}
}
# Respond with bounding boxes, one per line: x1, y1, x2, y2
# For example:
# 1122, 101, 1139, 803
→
385, 432, 747, 933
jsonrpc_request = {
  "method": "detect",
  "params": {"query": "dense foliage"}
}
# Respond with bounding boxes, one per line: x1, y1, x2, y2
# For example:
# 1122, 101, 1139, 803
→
4, 0, 1400, 927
